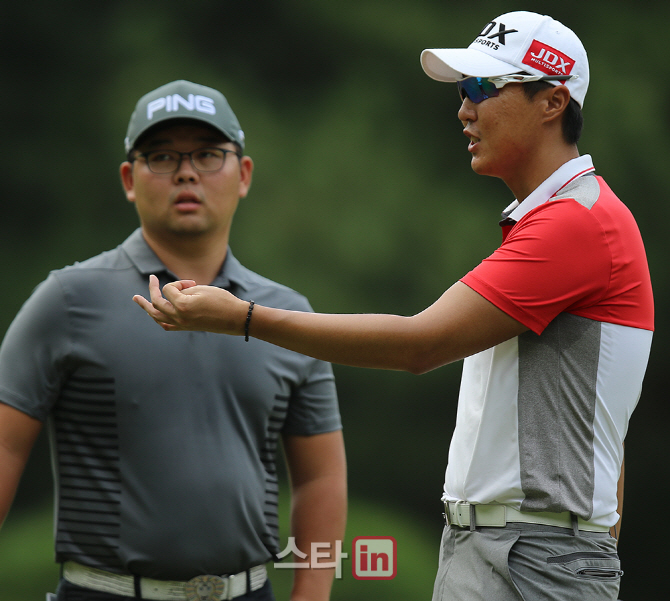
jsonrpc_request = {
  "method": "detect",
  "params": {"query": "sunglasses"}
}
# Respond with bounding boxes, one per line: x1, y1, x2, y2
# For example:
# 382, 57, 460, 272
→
457, 73, 579, 104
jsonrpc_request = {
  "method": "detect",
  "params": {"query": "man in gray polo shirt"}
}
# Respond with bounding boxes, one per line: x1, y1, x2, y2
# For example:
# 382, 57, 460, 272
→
0, 81, 346, 601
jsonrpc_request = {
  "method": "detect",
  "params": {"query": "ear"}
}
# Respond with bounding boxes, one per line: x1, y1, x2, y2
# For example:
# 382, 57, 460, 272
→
120, 161, 136, 204
237, 156, 254, 199
542, 85, 571, 125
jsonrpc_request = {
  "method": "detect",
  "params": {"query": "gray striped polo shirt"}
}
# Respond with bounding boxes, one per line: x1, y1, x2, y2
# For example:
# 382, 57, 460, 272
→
0, 229, 341, 579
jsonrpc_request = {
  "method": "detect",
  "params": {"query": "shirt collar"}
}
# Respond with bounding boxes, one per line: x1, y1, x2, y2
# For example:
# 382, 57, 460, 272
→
120, 228, 250, 291
502, 155, 596, 223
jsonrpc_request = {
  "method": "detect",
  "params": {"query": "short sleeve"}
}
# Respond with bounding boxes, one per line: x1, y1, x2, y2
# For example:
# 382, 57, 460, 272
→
281, 357, 341, 436
0, 273, 72, 421
461, 199, 612, 335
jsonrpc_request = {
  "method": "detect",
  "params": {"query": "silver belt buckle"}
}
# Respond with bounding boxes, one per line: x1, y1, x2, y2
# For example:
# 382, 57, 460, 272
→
185, 575, 226, 601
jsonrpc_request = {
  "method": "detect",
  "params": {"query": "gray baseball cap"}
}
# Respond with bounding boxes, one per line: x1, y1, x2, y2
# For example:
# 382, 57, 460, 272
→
124, 80, 245, 154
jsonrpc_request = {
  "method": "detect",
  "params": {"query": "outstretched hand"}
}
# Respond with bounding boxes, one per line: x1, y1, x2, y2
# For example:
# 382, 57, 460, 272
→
132, 275, 250, 335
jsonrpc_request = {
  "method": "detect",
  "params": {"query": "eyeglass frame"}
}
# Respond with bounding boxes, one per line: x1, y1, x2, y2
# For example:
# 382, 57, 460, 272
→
457, 73, 579, 104
130, 147, 243, 174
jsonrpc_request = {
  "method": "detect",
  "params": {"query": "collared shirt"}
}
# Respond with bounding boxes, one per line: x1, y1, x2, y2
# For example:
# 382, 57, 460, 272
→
120, 228, 251, 293
444, 158, 653, 527
502, 154, 596, 223
0, 229, 341, 579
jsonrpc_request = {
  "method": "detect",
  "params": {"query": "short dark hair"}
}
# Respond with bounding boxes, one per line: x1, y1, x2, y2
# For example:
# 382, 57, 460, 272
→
522, 81, 583, 146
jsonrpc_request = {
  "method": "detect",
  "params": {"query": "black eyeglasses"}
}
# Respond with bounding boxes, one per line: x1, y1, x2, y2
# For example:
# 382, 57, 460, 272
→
134, 147, 241, 174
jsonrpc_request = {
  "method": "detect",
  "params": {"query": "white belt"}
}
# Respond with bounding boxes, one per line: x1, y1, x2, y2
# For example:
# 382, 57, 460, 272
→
444, 501, 610, 533
63, 561, 267, 601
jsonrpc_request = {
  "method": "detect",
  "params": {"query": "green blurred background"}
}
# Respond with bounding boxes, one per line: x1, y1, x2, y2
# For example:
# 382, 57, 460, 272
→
1, 1, 667, 599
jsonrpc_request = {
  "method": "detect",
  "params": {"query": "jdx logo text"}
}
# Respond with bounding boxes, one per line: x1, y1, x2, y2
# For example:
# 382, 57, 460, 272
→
523, 40, 574, 76
473, 21, 519, 50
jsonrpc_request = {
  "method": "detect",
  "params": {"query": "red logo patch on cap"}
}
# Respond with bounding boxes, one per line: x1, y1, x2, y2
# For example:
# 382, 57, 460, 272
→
522, 40, 574, 76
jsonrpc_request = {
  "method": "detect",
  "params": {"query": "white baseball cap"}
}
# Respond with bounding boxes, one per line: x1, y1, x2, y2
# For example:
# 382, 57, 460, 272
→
421, 11, 589, 107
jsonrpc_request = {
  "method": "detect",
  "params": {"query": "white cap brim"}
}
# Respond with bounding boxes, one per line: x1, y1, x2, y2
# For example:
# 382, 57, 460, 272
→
421, 48, 520, 82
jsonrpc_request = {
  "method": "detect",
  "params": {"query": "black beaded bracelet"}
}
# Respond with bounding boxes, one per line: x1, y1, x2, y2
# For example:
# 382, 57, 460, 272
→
244, 300, 255, 342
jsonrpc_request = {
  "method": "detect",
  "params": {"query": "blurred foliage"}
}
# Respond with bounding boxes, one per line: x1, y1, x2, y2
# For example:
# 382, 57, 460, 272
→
0, 504, 57, 600
1, 1, 668, 599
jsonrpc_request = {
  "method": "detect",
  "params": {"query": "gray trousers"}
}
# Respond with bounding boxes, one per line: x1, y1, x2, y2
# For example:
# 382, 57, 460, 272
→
432, 523, 621, 601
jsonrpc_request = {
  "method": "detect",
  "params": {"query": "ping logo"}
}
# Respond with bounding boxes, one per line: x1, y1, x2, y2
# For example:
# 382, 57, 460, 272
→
523, 40, 574, 75
352, 536, 397, 580
146, 94, 216, 121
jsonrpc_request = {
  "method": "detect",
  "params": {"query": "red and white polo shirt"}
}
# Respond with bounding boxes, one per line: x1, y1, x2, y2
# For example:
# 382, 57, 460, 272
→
444, 155, 654, 528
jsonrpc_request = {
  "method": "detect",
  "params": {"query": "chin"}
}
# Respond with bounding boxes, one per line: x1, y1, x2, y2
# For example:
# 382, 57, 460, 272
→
470, 157, 500, 179
167, 224, 210, 237
169, 216, 211, 232
470, 157, 488, 176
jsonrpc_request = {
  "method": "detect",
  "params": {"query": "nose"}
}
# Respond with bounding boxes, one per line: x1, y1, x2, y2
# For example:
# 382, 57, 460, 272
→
173, 154, 200, 183
457, 97, 477, 127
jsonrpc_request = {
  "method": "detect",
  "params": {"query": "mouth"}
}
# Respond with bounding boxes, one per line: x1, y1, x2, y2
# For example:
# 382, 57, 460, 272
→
173, 191, 203, 212
464, 129, 480, 150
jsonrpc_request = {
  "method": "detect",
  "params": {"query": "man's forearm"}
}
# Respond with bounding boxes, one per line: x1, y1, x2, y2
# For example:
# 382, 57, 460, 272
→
283, 431, 347, 601
289, 474, 347, 601
137, 278, 528, 375
0, 403, 43, 529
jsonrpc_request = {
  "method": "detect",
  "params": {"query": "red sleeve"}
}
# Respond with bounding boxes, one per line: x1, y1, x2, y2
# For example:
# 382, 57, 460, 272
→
461, 199, 612, 335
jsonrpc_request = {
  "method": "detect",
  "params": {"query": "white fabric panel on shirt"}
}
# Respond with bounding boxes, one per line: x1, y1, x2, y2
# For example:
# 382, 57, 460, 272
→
443, 337, 523, 506
590, 322, 653, 526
